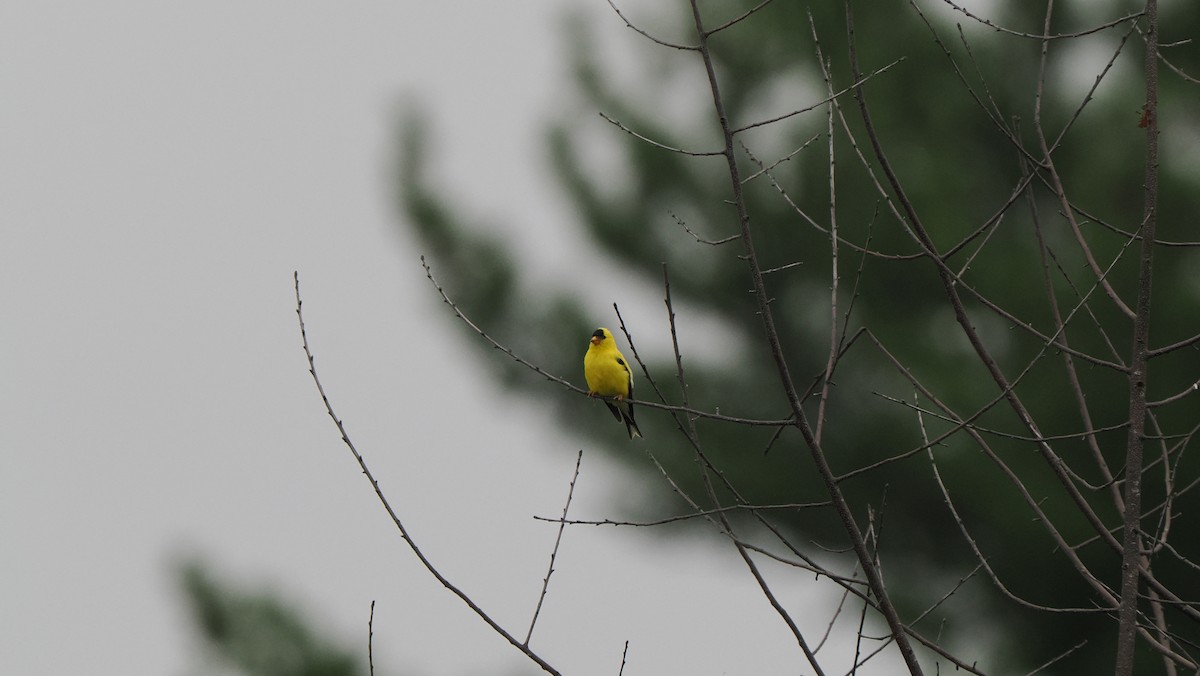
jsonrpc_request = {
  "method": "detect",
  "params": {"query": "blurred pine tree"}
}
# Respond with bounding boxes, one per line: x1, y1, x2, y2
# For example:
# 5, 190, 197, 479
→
179, 561, 364, 676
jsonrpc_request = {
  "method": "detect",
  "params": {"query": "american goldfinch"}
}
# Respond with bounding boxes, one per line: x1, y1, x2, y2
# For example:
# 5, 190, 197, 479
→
584, 327, 643, 439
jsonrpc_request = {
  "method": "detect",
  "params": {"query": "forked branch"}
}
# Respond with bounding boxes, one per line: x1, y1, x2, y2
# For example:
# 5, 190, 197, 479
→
684, 0, 926, 672
293, 272, 562, 676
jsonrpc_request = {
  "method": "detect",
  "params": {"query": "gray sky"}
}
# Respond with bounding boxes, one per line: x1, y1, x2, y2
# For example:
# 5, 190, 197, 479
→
2, 3, 899, 674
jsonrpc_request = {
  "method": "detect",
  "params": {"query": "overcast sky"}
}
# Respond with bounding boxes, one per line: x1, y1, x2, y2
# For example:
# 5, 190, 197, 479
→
2, 3, 903, 675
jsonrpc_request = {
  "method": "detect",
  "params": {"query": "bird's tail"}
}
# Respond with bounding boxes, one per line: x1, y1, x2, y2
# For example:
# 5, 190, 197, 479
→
621, 403, 642, 439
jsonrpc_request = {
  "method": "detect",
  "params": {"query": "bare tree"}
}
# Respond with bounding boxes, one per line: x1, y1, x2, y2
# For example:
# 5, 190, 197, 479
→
301, 1, 1200, 674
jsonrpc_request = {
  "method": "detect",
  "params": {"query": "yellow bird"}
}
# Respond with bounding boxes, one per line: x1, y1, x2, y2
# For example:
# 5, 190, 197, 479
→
584, 327, 643, 439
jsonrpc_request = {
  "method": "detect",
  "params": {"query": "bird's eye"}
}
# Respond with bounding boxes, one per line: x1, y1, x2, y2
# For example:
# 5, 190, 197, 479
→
592, 329, 605, 339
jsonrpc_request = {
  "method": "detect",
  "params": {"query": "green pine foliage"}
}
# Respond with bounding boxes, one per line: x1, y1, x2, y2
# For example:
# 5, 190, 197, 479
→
179, 561, 364, 676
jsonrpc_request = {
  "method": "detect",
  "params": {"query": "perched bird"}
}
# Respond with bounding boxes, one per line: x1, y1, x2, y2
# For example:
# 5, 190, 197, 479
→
584, 327, 643, 439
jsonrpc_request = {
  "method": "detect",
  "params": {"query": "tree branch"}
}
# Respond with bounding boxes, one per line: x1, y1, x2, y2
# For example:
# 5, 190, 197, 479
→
294, 271, 562, 676
1114, 0, 1161, 672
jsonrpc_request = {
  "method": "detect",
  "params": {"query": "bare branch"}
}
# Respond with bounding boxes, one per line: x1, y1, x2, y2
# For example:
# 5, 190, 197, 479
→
649, 265, 828, 674
1023, 149, 1126, 507
603, 0, 698, 50
1115, 0, 1162, 669
368, 600, 376, 676
691, 0, 927, 670
740, 133, 822, 185
524, 450, 583, 647
936, 0, 1142, 40
1033, 9, 1135, 319
1149, 332, 1200, 358
1148, 380, 1200, 408
599, 111, 723, 156
814, 37, 841, 447
846, 0, 1145, 560
421, 256, 793, 426
814, 563, 859, 654
731, 58, 904, 135
293, 271, 562, 676
741, 141, 922, 261
670, 211, 740, 246
1134, 15, 1200, 85
1069, 200, 1200, 248
922, 406, 1107, 614
703, 0, 776, 37
1025, 640, 1089, 675
1046, 21, 1138, 153
532, 500, 831, 528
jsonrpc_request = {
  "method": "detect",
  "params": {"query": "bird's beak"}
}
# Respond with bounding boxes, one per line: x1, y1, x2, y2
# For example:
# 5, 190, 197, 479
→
590, 336, 601, 346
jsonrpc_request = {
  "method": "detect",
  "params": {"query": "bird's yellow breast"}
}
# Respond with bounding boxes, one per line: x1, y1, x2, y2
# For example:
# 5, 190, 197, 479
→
584, 346, 631, 398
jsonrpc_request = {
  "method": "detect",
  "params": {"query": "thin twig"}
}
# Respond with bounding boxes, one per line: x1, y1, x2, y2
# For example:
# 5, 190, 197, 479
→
524, 450, 584, 647
294, 271, 562, 676
663, 266, 689, 411
740, 134, 822, 184
1147, 380, 1200, 408
851, 579, 869, 676
1025, 640, 1089, 675
670, 211, 740, 246
1032, 1, 1135, 320
1047, 20, 1138, 154
704, 0, 776, 36
664, 257, 827, 675
873, 392, 1130, 444
1022, 143, 1124, 508
910, 564, 985, 627
599, 111, 723, 156
938, 0, 1142, 40
603, 0, 698, 50
368, 600, 376, 676
741, 140, 924, 261
532, 499, 830, 528
814, 563, 859, 654
919, 398, 1104, 614
814, 35, 841, 446
1149, 332, 1200, 358
732, 59, 904, 134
